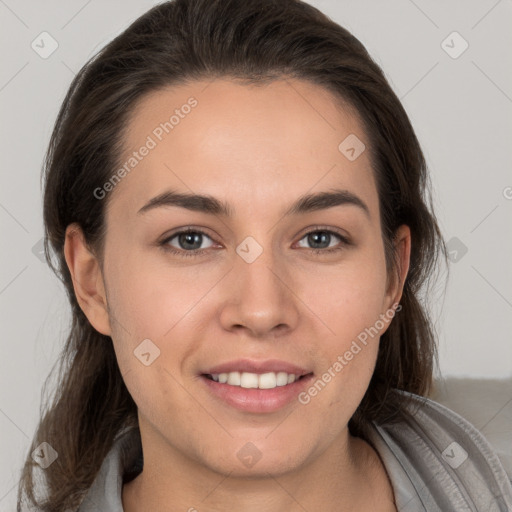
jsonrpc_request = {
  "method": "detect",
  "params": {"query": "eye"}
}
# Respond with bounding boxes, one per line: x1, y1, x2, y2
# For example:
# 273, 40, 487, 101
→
160, 228, 216, 258
296, 229, 350, 255
159, 227, 351, 258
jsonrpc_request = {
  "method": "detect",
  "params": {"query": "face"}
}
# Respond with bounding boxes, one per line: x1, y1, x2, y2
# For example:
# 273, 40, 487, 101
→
67, 78, 409, 478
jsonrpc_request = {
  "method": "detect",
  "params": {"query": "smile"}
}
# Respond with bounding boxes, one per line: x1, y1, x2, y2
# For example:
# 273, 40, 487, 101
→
200, 360, 315, 413
205, 371, 301, 389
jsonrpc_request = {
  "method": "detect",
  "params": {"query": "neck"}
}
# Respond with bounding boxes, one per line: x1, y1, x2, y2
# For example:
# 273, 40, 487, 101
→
122, 424, 396, 512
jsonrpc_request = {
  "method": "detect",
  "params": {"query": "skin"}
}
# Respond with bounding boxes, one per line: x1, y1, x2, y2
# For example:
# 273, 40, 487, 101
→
64, 78, 410, 511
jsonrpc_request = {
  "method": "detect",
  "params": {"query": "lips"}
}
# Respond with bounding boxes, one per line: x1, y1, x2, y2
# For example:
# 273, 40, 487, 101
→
203, 358, 311, 376
200, 358, 314, 413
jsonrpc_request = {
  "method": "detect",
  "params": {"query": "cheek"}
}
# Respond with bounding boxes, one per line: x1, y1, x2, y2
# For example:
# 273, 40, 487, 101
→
105, 247, 211, 337
104, 249, 226, 393
303, 246, 389, 340
103, 255, 204, 427
297, 246, 389, 403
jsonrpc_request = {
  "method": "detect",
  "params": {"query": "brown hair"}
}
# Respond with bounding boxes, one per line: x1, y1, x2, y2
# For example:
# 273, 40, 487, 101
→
17, 0, 446, 509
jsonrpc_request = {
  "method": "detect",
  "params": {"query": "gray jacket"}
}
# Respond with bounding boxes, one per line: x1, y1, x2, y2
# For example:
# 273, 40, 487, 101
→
76, 391, 512, 511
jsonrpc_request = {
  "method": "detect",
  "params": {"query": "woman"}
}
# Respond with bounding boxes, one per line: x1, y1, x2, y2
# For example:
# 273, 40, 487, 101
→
17, 0, 512, 510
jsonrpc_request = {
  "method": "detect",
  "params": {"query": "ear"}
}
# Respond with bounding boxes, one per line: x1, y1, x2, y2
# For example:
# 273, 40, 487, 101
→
384, 224, 411, 310
63, 223, 111, 336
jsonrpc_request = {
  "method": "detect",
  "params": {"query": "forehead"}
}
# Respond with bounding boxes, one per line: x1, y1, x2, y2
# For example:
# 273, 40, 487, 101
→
108, 78, 378, 220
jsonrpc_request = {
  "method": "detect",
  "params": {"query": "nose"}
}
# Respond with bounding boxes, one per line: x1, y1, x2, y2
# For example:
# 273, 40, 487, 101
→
218, 238, 301, 339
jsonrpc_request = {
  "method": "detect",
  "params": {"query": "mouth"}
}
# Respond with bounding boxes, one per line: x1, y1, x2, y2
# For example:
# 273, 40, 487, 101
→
202, 371, 311, 389
199, 359, 314, 413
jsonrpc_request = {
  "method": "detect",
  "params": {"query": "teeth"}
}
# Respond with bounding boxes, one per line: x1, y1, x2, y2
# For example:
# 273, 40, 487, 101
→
259, 372, 277, 389
209, 371, 299, 389
277, 372, 289, 386
240, 372, 259, 388
227, 371, 241, 386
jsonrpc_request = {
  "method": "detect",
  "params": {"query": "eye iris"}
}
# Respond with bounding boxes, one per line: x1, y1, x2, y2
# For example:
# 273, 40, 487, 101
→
179, 232, 202, 250
309, 231, 330, 249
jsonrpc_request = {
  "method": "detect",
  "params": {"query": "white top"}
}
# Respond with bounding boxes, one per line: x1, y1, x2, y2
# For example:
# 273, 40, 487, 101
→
75, 391, 512, 511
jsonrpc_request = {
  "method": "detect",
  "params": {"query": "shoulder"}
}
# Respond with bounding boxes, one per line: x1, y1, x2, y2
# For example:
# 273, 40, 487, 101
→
366, 389, 512, 512
76, 426, 142, 512
430, 377, 512, 481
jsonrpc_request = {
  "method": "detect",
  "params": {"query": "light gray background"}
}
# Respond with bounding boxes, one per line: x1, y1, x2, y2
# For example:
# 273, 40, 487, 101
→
1, 0, 511, 509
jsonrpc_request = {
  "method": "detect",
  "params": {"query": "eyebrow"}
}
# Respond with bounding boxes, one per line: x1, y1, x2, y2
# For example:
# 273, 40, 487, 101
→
137, 188, 370, 219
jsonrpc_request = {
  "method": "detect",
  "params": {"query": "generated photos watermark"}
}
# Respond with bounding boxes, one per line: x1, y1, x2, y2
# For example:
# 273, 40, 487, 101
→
298, 303, 402, 405
93, 96, 198, 200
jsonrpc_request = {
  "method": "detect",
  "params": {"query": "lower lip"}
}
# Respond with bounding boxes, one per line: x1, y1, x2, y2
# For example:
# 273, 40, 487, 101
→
200, 374, 314, 413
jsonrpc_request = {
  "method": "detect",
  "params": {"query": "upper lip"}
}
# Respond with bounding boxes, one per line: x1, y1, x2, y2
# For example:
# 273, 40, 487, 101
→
203, 358, 311, 376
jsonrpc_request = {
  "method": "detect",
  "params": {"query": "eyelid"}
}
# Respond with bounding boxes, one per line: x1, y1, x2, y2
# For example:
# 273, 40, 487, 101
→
159, 226, 217, 244
294, 224, 351, 243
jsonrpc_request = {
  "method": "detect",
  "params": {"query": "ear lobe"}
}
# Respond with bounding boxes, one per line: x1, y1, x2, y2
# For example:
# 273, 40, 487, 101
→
386, 224, 411, 308
63, 223, 111, 336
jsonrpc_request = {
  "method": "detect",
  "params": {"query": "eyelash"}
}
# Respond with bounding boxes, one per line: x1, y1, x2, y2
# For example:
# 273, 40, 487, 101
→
159, 227, 351, 258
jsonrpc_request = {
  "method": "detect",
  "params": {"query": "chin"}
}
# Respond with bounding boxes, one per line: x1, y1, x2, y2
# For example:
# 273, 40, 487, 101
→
208, 455, 307, 479
194, 436, 315, 479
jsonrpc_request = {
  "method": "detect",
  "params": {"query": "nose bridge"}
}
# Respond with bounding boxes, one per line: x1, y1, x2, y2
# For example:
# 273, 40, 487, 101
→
235, 233, 286, 299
